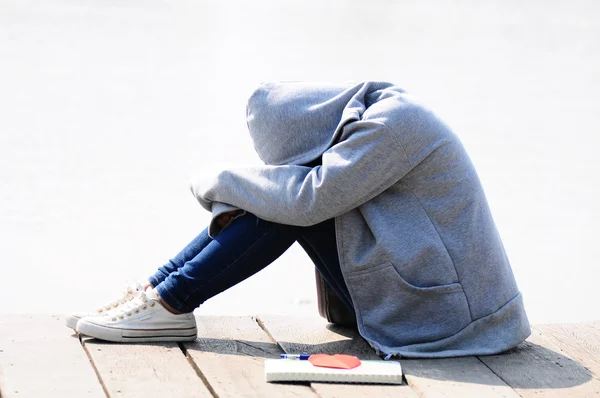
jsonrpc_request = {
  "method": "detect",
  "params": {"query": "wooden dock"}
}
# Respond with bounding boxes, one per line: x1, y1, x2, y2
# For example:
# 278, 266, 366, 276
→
1, 315, 599, 397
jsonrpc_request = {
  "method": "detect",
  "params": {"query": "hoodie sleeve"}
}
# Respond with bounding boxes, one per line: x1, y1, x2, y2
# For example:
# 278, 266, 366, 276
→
190, 119, 412, 230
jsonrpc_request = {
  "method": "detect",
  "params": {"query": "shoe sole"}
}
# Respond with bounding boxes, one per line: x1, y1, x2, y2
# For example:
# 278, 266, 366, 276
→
76, 319, 197, 343
65, 315, 81, 330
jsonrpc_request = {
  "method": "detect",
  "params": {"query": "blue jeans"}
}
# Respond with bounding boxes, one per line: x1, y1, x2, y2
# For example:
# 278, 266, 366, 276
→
148, 213, 353, 314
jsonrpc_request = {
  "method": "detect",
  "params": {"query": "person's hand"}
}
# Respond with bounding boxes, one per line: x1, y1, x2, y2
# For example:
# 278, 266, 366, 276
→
215, 210, 244, 229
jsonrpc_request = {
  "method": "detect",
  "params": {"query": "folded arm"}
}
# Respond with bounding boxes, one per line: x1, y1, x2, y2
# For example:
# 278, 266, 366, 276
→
191, 119, 412, 233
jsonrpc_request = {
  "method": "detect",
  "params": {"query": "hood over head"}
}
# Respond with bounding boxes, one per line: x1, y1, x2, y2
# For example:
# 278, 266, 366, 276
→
245, 81, 395, 166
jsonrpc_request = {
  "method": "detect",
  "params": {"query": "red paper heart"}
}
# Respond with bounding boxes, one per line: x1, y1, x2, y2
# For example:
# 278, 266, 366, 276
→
308, 354, 361, 369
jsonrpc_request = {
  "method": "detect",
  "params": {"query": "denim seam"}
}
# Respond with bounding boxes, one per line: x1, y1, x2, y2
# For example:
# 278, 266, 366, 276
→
180, 221, 275, 306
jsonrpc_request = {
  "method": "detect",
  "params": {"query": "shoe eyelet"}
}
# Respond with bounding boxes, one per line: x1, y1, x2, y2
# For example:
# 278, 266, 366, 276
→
150, 302, 156, 307
127, 312, 132, 316
113, 304, 118, 308
135, 309, 140, 314
142, 305, 147, 310
119, 315, 124, 319
98, 309, 104, 313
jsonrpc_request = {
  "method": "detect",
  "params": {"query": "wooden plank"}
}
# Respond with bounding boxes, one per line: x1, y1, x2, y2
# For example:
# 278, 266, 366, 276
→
535, 322, 600, 378
257, 315, 419, 398
183, 316, 317, 397
256, 315, 382, 360
82, 337, 211, 397
479, 326, 600, 397
0, 315, 104, 398
401, 357, 520, 398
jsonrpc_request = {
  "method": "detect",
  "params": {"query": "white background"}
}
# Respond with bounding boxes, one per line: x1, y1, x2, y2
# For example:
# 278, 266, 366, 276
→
1, 0, 598, 323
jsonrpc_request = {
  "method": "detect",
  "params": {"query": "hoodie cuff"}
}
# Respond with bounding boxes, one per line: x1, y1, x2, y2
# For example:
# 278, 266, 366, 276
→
208, 202, 247, 238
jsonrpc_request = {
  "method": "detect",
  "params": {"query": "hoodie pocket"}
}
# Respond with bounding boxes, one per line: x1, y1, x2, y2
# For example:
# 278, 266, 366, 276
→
347, 262, 471, 347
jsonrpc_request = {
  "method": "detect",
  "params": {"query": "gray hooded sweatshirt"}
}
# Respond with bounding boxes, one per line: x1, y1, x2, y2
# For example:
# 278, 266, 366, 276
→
191, 81, 531, 358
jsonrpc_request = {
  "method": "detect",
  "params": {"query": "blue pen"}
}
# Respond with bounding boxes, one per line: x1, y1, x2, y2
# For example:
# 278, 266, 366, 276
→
280, 353, 311, 360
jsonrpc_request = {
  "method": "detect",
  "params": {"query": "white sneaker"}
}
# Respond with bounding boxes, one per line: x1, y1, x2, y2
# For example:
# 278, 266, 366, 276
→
65, 282, 145, 330
76, 288, 197, 343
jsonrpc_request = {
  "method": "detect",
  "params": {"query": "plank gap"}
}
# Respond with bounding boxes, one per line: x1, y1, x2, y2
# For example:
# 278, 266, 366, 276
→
254, 315, 290, 357
184, 316, 319, 397
254, 317, 327, 398
79, 335, 111, 398
478, 327, 600, 396
257, 315, 420, 397
178, 343, 219, 398
80, 337, 212, 397
176, 341, 187, 356
0, 316, 106, 397
254, 316, 278, 344
474, 355, 513, 392
401, 373, 410, 387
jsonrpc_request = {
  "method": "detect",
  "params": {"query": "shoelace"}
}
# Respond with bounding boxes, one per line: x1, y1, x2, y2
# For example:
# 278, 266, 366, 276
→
110, 290, 157, 321
96, 282, 143, 314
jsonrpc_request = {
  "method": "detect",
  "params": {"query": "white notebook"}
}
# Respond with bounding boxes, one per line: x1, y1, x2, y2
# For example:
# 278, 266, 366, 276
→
264, 359, 403, 384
